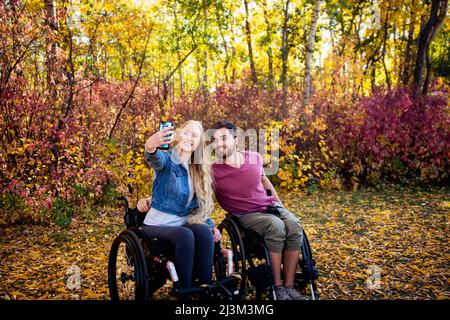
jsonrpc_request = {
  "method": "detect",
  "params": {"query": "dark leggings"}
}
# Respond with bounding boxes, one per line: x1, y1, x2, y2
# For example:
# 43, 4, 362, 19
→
141, 223, 214, 287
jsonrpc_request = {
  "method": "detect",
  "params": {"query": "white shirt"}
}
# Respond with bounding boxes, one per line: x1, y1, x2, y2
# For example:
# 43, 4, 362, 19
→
185, 162, 194, 205
143, 162, 194, 227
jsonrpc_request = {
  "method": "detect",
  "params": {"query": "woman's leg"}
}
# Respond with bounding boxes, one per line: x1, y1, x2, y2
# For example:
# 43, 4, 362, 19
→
185, 223, 214, 285
141, 225, 195, 287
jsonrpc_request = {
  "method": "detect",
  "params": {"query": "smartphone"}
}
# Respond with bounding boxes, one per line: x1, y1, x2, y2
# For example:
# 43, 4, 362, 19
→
158, 121, 174, 150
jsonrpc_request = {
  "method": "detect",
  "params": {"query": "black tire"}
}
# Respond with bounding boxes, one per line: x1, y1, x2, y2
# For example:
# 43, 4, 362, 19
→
108, 230, 150, 300
220, 217, 276, 300
296, 230, 319, 300
248, 244, 276, 300
217, 217, 247, 299
213, 242, 227, 281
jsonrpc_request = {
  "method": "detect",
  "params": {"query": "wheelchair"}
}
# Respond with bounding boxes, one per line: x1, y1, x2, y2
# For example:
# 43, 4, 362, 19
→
217, 190, 319, 300
107, 196, 242, 300
108, 193, 319, 301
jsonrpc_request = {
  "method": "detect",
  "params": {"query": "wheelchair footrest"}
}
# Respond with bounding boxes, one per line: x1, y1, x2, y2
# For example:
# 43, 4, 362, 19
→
173, 275, 240, 299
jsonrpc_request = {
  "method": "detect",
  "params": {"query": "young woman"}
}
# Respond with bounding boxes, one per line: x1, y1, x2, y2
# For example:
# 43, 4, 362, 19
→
138, 120, 221, 288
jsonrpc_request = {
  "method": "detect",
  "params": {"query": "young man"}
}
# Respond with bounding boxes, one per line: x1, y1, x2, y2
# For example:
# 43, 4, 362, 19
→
210, 120, 307, 300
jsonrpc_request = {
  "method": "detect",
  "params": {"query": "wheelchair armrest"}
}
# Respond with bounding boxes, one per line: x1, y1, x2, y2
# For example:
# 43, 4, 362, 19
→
117, 196, 146, 228
117, 195, 130, 212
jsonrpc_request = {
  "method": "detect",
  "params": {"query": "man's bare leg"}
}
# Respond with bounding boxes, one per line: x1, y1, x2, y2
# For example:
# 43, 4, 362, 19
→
269, 251, 283, 286
283, 249, 300, 287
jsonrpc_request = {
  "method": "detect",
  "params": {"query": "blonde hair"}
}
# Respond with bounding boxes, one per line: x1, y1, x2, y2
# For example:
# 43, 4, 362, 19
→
171, 120, 214, 225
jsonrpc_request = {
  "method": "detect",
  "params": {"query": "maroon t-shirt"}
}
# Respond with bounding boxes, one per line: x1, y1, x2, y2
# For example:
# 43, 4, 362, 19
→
212, 151, 275, 214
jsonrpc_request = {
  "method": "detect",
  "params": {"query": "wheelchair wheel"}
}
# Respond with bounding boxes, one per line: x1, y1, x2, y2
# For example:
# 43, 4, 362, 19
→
295, 230, 319, 300
248, 247, 277, 300
108, 229, 150, 300
217, 217, 247, 299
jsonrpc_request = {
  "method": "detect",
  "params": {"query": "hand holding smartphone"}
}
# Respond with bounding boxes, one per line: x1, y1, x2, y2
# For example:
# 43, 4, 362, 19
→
144, 121, 174, 153
158, 121, 174, 150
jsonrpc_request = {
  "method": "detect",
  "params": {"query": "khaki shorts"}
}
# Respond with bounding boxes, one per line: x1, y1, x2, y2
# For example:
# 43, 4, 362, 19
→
233, 202, 303, 253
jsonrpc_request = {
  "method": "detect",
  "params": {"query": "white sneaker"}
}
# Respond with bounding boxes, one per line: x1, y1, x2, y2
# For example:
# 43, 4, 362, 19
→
275, 286, 292, 300
284, 286, 309, 300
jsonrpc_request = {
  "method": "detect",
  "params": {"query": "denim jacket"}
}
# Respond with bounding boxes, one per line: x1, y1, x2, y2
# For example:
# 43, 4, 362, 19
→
144, 148, 214, 228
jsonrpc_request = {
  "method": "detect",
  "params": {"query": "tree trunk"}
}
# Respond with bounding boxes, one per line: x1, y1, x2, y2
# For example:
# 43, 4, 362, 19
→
196, 54, 202, 89
303, 0, 321, 106
422, 47, 432, 95
280, 0, 291, 118
44, 0, 58, 100
412, 0, 448, 95
230, 27, 237, 82
261, 0, 274, 88
243, 0, 257, 84
215, 0, 230, 82
401, 1, 417, 86
62, 8, 75, 121
173, 1, 184, 95
381, 1, 392, 89
202, 0, 209, 103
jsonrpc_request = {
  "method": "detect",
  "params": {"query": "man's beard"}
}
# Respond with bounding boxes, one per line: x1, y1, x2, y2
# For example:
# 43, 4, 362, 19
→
216, 147, 234, 163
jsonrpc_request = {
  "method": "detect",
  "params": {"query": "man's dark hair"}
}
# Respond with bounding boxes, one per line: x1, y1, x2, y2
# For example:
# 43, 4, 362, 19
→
212, 120, 237, 138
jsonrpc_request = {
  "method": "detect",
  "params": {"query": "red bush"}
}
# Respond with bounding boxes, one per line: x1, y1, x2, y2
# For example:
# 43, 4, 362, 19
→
326, 87, 450, 185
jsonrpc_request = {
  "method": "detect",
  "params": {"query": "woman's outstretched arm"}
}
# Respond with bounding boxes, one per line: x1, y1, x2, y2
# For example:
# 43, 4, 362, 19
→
144, 126, 174, 171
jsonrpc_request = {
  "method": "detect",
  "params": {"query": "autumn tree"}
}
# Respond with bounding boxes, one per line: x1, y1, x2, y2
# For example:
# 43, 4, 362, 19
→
303, 0, 322, 106
412, 0, 448, 95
